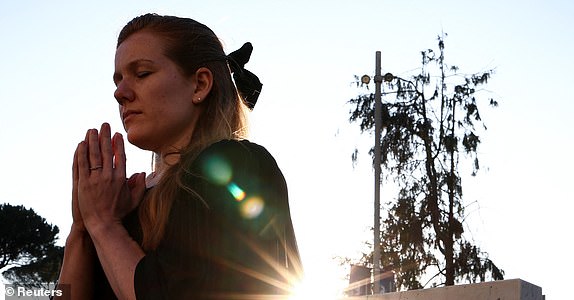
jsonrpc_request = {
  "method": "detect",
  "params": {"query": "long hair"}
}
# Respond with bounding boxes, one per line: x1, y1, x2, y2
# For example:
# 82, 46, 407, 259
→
117, 13, 249, 250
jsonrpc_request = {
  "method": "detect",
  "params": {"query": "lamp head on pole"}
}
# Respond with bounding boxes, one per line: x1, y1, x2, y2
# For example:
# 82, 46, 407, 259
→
361, 75, 371, 85
383, 72, 394, 82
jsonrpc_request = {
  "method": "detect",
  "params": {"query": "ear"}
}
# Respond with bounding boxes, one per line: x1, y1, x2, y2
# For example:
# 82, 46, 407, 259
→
192, 67, 213, 104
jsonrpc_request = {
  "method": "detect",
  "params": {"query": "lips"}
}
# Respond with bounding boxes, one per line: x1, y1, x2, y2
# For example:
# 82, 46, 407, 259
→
122, 110, 141, 124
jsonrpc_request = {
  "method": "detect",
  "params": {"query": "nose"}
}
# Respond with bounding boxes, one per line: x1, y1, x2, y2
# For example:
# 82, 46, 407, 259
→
114, 80, 135, 105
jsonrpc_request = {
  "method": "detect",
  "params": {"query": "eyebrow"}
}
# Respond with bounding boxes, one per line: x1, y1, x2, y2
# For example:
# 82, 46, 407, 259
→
113, 59, 155, 85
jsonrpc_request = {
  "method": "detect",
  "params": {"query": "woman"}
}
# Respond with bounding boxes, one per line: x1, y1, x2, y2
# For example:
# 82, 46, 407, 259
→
56, 13, 302, 299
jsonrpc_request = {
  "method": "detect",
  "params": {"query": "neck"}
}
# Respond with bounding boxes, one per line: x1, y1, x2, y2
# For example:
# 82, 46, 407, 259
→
145, 151, 181, 188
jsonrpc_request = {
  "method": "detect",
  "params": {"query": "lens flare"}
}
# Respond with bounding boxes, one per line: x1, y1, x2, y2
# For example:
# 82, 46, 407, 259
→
227, 182, 246, 201
203, 155, 232, 185
240, 196, 264, 219
288, 278, 323, 300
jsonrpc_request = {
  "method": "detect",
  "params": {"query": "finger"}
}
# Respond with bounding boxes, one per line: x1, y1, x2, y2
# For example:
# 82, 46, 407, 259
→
87, 129, 102, 169
99, 123, 113, 171
128, 172, 147, 207
77, 141, 90, 179
127, 172, 145, 190
73, 146, 79, 192
112, 132, 127, 178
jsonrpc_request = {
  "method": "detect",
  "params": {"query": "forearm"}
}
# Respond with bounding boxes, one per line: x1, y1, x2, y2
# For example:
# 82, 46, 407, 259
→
55, 226, 96, 300
88, 221, 145, 300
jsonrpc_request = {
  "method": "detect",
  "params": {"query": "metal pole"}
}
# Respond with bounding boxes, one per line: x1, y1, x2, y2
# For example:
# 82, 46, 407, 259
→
373, 51, 382, 294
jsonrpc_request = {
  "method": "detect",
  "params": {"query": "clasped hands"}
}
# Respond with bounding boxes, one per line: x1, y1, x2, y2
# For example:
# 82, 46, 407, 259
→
72, 123, 146, 234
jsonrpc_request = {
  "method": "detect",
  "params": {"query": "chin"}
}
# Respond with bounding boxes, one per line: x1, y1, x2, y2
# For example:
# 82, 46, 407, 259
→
126, 130, 156, 151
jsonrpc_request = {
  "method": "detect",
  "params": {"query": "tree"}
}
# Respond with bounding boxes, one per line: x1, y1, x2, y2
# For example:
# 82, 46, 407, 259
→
348, 34, 503, 290
2, 245, 63, 289
0, 203, 62, 288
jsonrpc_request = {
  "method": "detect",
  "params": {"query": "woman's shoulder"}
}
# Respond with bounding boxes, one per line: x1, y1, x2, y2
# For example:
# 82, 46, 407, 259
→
200, 139, 274, 159
191, 139, 288, 221
194, 139, 281, 175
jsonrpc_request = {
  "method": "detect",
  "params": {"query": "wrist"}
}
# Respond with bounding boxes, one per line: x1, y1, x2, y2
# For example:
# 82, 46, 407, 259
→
68, 223, 90, 239
70, 221, 87, 234
86, 219, 125, 242
66, 225, 94, 250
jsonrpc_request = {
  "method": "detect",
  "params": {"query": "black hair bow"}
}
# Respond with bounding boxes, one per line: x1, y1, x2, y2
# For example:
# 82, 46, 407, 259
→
227, 42, 262, 110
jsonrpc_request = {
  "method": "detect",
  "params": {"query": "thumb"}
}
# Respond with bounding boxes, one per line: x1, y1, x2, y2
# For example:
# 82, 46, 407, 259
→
128, 172, 147, 205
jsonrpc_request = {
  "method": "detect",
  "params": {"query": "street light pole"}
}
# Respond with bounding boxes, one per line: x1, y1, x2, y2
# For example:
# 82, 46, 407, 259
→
373, 51, 383, 294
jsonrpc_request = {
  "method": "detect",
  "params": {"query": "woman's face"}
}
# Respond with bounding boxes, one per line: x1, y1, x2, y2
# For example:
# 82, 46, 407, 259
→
113, 31, 201, 153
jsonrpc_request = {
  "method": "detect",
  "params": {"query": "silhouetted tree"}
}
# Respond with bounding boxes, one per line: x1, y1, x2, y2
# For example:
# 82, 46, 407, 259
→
0, 203, 61, 287
2, 245, 63, 289
349, 34, 503, 290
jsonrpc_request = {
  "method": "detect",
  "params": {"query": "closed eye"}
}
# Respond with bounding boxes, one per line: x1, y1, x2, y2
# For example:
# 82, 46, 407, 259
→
137, 71, 152, 79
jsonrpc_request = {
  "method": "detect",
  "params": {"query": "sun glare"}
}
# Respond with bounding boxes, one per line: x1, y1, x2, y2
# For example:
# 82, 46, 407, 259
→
288, 275, 343, 300
288, 280, 322, 300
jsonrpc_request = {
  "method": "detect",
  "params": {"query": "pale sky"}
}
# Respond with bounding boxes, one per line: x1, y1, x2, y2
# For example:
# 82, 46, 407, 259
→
1, 0, 573, 299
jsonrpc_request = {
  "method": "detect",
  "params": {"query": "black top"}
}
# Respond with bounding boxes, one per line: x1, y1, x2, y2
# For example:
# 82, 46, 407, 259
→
93, 140, 302, 299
